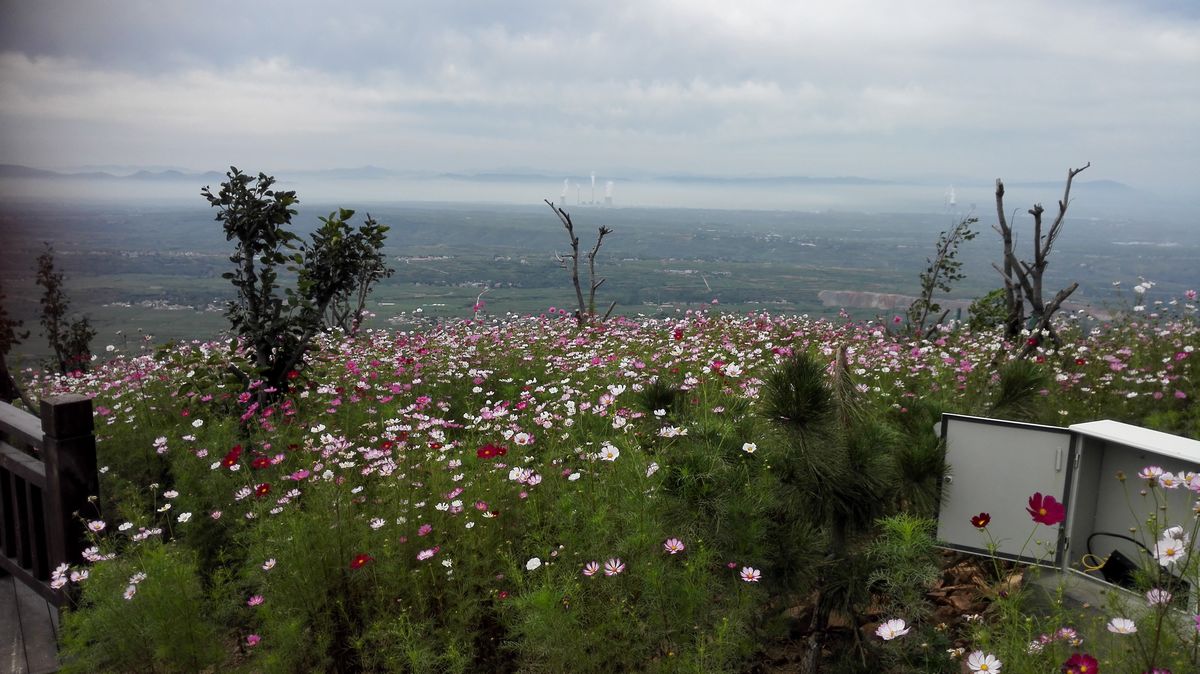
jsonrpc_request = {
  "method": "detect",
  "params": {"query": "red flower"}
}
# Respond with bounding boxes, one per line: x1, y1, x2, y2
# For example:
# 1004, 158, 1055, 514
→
251, 456, 271, 470
254, 483, 271, 498
1075, 358, 1087, 366
287, 370, 300, 380
971, 512, 991, 529
1061, 652, 1099, 674
476, 443, 507, 459
350, 553, 373, 569
1027, 337, 1039, 346
222, 445, 243, 468
673, 328, 684, 341
1027, 492, 1065, 526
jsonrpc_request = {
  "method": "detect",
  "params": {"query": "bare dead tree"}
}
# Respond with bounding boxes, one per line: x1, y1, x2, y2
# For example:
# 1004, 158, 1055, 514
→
992, 162, 1090, 357
545, 200, 614, 325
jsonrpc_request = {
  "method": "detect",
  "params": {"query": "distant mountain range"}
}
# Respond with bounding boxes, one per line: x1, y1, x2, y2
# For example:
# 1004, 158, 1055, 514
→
0, 163, 1140, 193
0, 164, 227, 182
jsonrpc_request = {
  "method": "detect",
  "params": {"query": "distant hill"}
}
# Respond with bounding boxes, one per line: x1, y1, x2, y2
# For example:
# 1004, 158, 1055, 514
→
654, 174, 893, 186
0, 164, 224, 182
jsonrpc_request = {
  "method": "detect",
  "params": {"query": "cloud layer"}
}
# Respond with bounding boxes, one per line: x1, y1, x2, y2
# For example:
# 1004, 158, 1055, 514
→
1, 0, 1197, 190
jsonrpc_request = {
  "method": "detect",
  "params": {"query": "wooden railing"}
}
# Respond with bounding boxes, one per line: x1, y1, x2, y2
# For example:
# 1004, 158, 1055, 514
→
0, 395, 98, 606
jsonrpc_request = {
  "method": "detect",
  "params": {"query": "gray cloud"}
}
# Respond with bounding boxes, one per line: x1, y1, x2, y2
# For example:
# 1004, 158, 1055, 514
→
1, 0, 1197, 191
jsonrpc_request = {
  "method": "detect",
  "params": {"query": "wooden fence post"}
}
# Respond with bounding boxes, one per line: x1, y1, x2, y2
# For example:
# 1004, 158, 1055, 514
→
39, 394, 97, 568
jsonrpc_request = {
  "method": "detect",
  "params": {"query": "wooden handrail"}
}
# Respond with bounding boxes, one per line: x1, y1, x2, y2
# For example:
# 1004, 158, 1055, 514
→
0, 394, 98, 606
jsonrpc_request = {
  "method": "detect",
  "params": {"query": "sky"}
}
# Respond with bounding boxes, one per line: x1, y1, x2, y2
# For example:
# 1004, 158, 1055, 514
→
1, 0, 1198, 192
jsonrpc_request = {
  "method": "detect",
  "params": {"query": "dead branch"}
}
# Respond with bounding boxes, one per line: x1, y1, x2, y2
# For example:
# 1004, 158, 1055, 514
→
992, 163, 1089, 356
546, 199, 588, 323
546, 200, 615, 326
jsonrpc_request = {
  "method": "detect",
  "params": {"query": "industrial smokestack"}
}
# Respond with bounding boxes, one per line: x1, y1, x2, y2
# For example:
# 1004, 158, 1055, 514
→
604, 180, 613, 206
590, 172, 596, 204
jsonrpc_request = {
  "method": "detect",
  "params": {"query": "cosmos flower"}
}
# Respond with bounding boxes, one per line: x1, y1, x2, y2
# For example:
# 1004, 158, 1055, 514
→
604, 558, 625, 576
582, 561, 600, 577
1060, 652, 1098, 674
966, 651, 1001, 672
350, 553, 374, 569
1027, 492, 1065, 526
875, 618, 910, 640
663, 538, 686, 554
1106, 617, 1136, 634
739, 567, 761, 583
476, 443, 507, 459
971, 512, 991, 529
1146, 588, 1173, 606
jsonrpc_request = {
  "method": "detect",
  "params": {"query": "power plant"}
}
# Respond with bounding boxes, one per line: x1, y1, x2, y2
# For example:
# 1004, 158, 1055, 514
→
561, 171, 614, 207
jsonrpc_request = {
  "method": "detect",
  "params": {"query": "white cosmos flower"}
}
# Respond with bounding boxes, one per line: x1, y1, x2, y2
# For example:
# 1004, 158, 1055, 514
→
1154, 536, 1187, 566
1107, 617, 1137, 634
966, 651, 1001, 672
875, 618, 910, 640
599, 442, 620, 461
525, 557, 542, 571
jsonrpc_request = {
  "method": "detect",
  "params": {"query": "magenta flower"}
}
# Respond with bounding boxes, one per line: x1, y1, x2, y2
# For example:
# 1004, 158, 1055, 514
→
663, 538, 685, 554
246, 634, 261, 647
1027, 492, 1065, 526
1060, 652, 1098, 674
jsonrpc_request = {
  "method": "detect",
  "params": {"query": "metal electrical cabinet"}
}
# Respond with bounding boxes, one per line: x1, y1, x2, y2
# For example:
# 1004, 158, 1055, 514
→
937, 414, 1200, 593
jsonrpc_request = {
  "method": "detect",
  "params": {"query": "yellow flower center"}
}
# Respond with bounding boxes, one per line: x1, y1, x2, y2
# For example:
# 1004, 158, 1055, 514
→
1039, 508, 1047, 516
980, 666, 989, 672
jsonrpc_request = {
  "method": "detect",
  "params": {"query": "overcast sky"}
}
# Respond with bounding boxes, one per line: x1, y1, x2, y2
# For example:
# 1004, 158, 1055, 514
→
1, 0, 1198, 192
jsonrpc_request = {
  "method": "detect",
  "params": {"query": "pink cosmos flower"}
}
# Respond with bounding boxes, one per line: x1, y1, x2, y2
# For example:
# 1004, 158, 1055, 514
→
739, 567, 762, 582
604, 558, 625, 576
663, 538, 685, 554
582, 561, 600, 577
1146, 588, 1173, 606
247, 595, 264, 606
1138, 466, 1164, 481
246, 634, 261, 647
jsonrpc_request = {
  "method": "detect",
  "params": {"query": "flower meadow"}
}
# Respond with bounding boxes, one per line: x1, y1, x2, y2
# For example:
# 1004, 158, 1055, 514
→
23, 293, 1199, 672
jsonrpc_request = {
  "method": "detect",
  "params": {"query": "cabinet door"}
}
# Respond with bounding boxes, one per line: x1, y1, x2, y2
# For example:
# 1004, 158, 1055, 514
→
937, 414, 1073, 566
